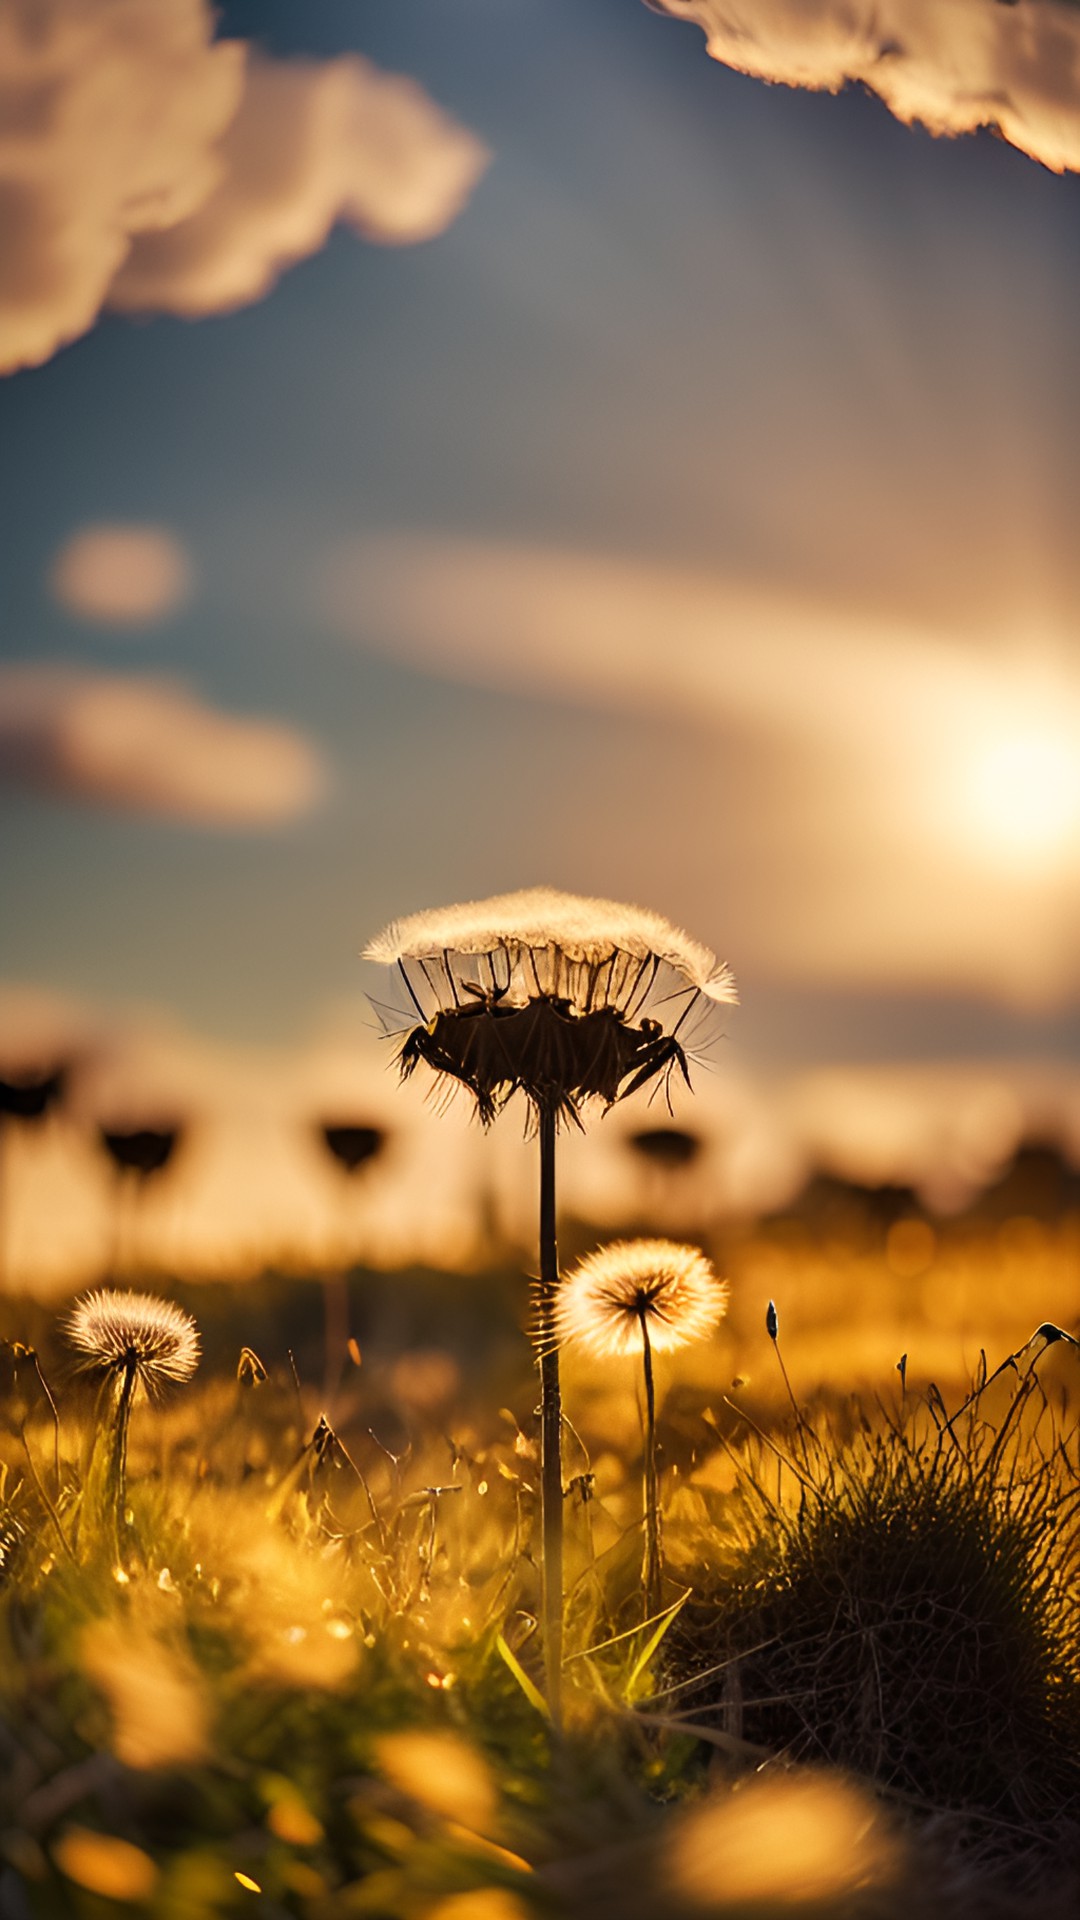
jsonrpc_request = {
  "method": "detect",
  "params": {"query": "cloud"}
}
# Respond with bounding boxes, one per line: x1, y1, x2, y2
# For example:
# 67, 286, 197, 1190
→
0, 0, 488, 375
0, 665, 324, 825
320, 529, 1080, 764
651, 0, 1080, 172
108, 54, 489, 317
0, 0, 245, 374
50, 524, 193, 626
321, 531, 1080, 1006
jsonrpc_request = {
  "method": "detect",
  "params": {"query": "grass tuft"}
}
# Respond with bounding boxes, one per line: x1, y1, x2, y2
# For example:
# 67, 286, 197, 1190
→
665, 1375, 1080, 1887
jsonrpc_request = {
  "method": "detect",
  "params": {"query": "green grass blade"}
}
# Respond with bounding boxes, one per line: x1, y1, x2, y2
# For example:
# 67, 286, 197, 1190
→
495, 1632, 551, 1719
626, 1589, 691, 1699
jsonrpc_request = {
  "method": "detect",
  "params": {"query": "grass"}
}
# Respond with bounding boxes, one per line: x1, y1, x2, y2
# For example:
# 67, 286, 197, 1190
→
664, 1384, 1080, 1877
0, 1226, 1079, 1920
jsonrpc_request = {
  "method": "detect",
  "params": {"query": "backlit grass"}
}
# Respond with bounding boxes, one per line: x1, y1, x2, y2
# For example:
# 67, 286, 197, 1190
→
1, 1214, 1078, 1919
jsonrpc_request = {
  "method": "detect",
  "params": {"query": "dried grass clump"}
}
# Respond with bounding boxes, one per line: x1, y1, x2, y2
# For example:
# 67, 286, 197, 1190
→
666, 1379, 1080, 1882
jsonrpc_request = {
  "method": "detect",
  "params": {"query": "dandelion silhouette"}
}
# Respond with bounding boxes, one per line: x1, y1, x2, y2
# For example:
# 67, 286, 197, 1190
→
317, 1122, 385, 1407
97, 1123, 182, 1283
99, 1126, 180, 1178
0, 1064, 68, 1291
321, 1123, 385, 1173
365, 887, 735, 1714
557, 1239, 728, 1618
627, 1126, 702, 1170
366, 887, 734, 1128
64, 1289, 199, 1559
0, 1065, 67, 1123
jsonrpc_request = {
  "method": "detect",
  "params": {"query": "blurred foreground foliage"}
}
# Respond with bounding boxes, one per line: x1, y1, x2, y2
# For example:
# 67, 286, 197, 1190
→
1, 1225, 1079, 1920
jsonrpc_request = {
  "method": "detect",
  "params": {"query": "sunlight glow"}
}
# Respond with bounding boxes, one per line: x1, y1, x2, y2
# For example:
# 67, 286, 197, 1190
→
961, 725, 1080, 871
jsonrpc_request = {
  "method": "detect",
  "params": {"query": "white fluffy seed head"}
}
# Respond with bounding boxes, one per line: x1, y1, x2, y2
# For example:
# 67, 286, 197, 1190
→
64, 1289, 200, 1394
555, 1238, 729, 1359
363, 885, 737, 1006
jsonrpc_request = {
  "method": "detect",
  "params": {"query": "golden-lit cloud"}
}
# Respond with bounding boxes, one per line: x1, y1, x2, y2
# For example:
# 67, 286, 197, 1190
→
652, 0, 1080, 173
0, 0, 244, 374
50, 524, 193, 627
0, 665, 324, 825
0, 0, 487, 375
322, 532, 1080, 1007
321, 531, 1077, 761
108, 54, 489, 317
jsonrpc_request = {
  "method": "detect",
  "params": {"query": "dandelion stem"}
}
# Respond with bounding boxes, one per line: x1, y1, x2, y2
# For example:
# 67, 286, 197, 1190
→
538, 1098, 563, 1724
639, 1305, 661, 1621
109, 1350, 138, 1554
0, 1116, 8, 1296
18, 1425, 74, 1563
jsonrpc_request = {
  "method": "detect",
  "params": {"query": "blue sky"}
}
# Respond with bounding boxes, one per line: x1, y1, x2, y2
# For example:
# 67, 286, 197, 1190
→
2, 0, 1079, 1067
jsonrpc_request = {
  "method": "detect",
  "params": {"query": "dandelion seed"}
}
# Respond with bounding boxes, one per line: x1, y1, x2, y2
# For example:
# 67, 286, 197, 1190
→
557, 1240, 727, 1618
63, 1289, 199, 1558
555, 1239, 728, 1361
65, 1290, 200, 1395
365, 887, 735, 1721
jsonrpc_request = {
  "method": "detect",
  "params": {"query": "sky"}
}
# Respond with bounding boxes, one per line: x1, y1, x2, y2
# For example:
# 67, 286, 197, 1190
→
2, 0, 1080, 1077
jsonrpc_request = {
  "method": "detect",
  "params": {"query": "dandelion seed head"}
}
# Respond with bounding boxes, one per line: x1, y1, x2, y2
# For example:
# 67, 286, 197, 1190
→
64, 1289, 200, 1394
555, 1238, 728, 1359
364, 885, 736, 1005
364, 887, 736, 1126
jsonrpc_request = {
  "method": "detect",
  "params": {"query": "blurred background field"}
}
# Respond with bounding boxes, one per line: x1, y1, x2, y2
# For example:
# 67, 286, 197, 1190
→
3, 979, 1077, 1413
3, 990, 1079, 1920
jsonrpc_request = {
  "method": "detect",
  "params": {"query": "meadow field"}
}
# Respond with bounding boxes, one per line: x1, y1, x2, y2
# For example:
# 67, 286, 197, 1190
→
2, 1114, 1078, 1920
5, 4, 1080, 1917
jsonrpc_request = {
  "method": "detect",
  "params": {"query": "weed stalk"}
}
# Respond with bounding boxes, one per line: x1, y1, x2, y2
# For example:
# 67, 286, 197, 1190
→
538, 1097, 563, 1723
638, 1304, 661, 1619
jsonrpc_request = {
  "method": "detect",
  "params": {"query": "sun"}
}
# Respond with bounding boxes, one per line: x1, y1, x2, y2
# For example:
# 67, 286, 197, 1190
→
961, 724, 1080, 870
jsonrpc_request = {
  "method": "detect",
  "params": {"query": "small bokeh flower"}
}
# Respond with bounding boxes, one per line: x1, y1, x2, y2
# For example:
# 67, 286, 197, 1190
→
64, 1289, 200, 1398
364, 885, 736, 1126
556, 1239, 728, 1359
